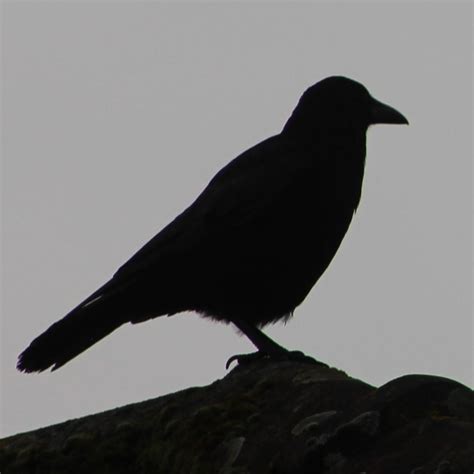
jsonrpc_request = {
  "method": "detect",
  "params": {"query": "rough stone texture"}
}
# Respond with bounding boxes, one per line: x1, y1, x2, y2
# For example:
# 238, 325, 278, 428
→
1, 359, 472, 473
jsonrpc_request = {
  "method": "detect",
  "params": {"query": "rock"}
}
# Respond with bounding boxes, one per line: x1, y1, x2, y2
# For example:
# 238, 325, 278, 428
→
0, 359, 472, 473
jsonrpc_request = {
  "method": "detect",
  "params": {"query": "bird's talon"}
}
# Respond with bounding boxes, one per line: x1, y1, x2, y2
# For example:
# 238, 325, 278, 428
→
225, 355, 239, 370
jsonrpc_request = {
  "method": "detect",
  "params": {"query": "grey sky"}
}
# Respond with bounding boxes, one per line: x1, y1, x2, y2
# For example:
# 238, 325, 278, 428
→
2, 2, 472, 437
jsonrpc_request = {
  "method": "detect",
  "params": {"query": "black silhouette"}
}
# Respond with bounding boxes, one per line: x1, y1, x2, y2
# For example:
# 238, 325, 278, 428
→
17, 77, 408, 373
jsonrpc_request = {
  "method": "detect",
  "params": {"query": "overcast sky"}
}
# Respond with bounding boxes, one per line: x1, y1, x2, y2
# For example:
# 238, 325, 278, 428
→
2, 2, 472, 437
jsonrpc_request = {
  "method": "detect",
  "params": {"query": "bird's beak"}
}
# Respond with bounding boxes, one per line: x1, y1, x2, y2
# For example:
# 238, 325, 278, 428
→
370, 97, 409, 125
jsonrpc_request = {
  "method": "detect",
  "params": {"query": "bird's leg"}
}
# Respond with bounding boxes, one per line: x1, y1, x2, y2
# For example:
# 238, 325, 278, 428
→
232, 318, 289, 354
226, 318, 318, 369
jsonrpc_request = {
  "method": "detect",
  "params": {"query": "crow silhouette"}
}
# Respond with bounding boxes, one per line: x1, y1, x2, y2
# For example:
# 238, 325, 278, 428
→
17, 76, 408, 373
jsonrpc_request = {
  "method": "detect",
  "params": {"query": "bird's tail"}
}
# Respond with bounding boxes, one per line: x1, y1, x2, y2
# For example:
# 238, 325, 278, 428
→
17, 282, 128, 373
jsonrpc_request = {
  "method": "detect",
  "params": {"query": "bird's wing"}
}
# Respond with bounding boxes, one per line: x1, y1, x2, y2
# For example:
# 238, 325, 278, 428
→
26, 135, 302, 327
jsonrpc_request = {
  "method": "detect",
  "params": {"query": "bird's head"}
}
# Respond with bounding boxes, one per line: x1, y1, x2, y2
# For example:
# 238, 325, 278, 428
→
283, 76, 408, 136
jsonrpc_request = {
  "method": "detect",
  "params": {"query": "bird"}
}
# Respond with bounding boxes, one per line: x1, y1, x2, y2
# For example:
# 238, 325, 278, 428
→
17, 76, 408, 373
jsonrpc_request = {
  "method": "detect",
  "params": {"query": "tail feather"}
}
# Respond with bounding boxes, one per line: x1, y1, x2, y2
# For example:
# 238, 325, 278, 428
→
17, 288, 127, 373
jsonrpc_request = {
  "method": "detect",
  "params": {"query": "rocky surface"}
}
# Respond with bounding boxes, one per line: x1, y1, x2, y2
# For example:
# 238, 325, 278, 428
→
1, 359, 473, 473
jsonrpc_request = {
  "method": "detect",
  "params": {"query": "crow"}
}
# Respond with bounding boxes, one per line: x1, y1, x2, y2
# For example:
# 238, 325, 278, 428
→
17, 76, 408, 373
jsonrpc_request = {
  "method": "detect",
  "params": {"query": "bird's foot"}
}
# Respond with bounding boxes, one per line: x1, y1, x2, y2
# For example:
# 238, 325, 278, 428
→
225, 351, 265, 369
225, 349, 319, 370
